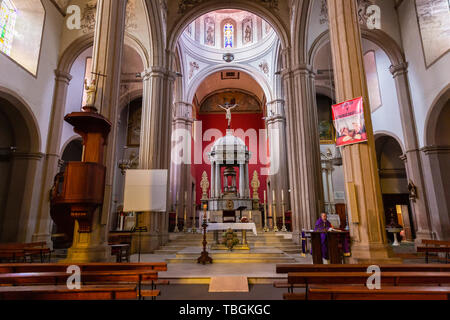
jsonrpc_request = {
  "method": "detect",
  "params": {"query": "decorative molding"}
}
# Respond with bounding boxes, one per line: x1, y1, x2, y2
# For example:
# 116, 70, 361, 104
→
258, 60, 270, 76
188, 61, 200, 79
420, 145, 450, 155
178, 0, 278, 14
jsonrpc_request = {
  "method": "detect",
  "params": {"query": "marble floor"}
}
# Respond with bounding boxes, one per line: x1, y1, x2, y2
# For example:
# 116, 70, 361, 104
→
130, 251, 312, 282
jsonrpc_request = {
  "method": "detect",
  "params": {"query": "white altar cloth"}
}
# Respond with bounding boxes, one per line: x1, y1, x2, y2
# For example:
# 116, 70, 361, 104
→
206, 223, 257, 236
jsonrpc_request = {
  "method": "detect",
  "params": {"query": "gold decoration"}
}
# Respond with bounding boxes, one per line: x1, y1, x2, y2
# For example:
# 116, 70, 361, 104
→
200, 171, 210, 200
84, 78, 97, 107
251, 170, 260, 199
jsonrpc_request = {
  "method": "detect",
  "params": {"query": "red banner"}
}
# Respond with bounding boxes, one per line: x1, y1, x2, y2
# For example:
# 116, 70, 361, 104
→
332, 97, 367, 147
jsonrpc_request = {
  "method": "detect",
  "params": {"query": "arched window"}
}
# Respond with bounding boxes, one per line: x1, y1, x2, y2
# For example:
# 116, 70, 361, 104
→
224, 23, 233, 48
0, 0, 17, 55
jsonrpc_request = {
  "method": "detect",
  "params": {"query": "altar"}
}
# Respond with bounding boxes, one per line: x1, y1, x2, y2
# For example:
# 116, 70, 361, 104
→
206, 222, 257, 250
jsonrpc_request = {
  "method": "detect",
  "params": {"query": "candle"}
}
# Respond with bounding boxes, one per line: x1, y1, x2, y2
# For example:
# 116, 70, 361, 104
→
273, 190, 276, 202
264, 190, 266, 203
282, 190, 284, 202
176, 191, 179, 202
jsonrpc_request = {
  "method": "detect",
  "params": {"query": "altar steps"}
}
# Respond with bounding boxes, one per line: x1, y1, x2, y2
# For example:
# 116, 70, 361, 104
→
165, 248, 297, 264
155, 232, 303, 259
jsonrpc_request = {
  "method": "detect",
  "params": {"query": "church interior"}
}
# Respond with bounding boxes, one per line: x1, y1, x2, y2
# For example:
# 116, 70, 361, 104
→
0, 0, 449, 303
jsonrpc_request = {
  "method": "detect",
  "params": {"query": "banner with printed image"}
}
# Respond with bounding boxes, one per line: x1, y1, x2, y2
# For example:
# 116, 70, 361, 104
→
332, 97, 367, 147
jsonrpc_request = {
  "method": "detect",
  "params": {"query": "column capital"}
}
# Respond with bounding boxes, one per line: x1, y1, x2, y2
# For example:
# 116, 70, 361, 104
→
420, 145, 450, 155
54, 69, 73, 83
281, 63, 314, 80
389, 62, 409, 77
266, 100, 286, 123
399, 154, 407, 162
173, 101, 194, 123
12, 152, 45, 160
142, 66, 177, 82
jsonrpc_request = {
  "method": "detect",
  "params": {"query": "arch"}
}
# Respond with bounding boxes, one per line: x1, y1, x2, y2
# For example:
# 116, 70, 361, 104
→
119, 89, 144, 112
167, 1, 290, 56
293, 0, 313, 65
315, 85, 335, 102
0, 86, 43, 243
58, 33, 95, 74
424, 84, 450, 146
186, 64, 274, 104
60, 135, 82, 155
308, 28, 405, 68
58, 32, 150, 74
0, 86, 41, 153
374, 130, 406, 154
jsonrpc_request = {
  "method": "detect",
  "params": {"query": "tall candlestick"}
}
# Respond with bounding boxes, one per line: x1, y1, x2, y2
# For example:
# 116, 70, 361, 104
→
192, 190, 197, 233
174, 191, 179, 233
281, 189, 287, 232
263, 190, 268, 232
183, 191, 187, 232
272, 190, 278, 232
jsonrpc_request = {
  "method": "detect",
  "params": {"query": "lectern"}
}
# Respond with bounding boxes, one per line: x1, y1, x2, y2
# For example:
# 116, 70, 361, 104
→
311, 231, 350, 264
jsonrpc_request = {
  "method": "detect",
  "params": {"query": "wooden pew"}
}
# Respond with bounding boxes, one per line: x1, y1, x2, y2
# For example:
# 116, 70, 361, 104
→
0, 242, 51, 263
286, 271, 450, 300
307, 285, 450, 300
417, 240, 450, 264
0, 262, 168, 273
274, 264, 450, 292
276, 264, 450, 274
0, 263, 168, 299
0, 285, 138, 300
0, 270, 158, 299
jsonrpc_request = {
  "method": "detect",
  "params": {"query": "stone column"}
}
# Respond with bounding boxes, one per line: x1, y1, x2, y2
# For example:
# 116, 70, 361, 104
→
215, 164, 221, 197
136, 66, 175, 252
244, 163, 249, 197
390, 63, 433, 244
33, 70, 72, 245
327, 0, 394, 262
420, 146, 450, 241
282, 63, 324, 243
266, 100, 290, 212
210, 161, 215, 198
239, 164, 245, 198
64, 0, 127, 262
171, 101, 194, 228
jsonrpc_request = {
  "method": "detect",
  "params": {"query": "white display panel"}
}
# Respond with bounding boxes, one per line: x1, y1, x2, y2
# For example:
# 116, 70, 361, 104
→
123, 169, 168, 212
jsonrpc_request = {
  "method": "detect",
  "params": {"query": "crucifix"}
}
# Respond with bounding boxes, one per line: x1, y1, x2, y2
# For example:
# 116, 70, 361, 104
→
218, 100, 239, 129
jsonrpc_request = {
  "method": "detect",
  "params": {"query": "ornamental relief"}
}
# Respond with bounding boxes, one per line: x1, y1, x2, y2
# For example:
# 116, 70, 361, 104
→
319, 0, 376, 26
80, 0, 137, 34
178, 0, 279, 14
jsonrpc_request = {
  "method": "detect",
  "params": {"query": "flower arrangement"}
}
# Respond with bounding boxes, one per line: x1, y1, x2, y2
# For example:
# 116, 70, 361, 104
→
240, 217, 249, 223
222, 228, 239, 250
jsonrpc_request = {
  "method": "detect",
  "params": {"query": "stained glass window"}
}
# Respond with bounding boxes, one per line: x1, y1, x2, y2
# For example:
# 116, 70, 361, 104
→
0, 0, 17, 55
224, 23, 233, 48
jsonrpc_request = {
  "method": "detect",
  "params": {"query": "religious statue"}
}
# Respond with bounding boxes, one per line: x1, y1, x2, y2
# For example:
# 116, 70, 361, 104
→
408, 180, 417, 201
200, 171, 210, 200
244, 24, 252, 43
251, 170, 260, 200
218, 101, 238, 128
84, 78, 97, 107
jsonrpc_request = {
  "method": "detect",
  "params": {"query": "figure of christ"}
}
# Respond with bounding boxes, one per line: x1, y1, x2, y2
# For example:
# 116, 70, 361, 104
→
218, 102, 239, 128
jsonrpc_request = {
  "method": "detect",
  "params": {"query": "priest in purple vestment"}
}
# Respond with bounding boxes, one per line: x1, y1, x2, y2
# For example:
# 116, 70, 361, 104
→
313, 213, 333, 260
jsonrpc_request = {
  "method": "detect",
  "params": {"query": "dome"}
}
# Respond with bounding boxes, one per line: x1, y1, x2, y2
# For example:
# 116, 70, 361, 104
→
209, 130, 251, 164
212, 130, 246, 149
182, 10, 275, 52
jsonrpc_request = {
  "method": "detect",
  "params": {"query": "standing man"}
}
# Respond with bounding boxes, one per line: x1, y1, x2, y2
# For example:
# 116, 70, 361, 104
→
313, 213, 334, 260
